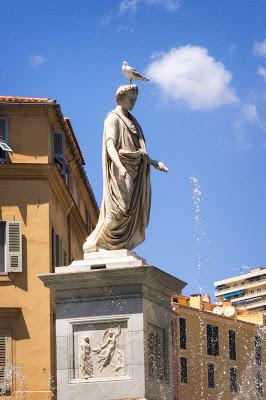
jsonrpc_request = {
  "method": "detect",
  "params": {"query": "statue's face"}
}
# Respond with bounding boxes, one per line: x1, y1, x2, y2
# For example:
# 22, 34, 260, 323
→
120, 90, 137, 111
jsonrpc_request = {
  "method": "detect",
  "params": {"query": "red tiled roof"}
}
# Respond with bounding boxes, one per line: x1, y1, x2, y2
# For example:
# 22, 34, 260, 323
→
0, 96, 56, 104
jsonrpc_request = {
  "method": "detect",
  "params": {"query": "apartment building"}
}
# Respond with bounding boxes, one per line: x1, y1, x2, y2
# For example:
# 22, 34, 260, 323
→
215, 268, 266, 312
172, 294, 265, 400
0, 96, 98, 399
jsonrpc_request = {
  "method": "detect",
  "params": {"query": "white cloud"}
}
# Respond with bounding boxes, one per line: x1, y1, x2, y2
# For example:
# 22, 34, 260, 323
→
119, 0, 180, 14
150, 50, 165, 60
258, 65, 266, 81
241, 103, 258, 121
30, 55, 45, 68
101, 0, 180, 28
233, 120, 253, 151
241, 103, 265, 130
119, 0, 138, 14
233, 103, 265, 150
253, 39, 266, 57
146, 46, 238, 110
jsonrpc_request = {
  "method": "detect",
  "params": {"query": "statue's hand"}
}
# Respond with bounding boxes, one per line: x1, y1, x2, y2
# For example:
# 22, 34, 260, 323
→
155, 161, 168, 172
118, 166, 127, 179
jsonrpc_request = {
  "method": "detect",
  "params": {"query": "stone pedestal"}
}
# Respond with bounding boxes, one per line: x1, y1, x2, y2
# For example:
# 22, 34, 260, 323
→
39, 250, 186, 400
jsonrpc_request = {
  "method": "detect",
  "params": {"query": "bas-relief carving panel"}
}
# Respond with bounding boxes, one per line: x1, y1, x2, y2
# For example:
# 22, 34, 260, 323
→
70, 319, 129, 381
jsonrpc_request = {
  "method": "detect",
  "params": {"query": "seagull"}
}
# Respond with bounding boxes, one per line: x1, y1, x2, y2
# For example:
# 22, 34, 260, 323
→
122, 61, 149, 84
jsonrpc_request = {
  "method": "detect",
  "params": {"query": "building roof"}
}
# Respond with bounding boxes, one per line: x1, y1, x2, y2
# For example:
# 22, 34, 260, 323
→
214, 267, 266, 287
0, 95, 99, 216
172, 294, 265, 325
0, 96, 56, 104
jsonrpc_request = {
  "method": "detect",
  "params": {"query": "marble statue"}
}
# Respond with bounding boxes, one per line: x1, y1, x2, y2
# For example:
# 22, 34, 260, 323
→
83, 84, 168, 253
80, 337, 93, 379
92, 326, 123, 372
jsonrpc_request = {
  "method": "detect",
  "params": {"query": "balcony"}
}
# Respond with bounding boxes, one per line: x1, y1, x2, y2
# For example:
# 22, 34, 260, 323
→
215, 278, 266, 297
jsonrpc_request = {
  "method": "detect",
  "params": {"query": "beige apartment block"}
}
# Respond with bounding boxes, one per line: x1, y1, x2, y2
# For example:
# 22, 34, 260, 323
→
0, 96, 98, 399
172, 294, 265, 400
215, 267, 266, 313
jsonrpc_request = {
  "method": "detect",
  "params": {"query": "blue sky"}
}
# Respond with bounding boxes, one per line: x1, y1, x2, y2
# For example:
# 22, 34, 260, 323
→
1, 0, 266, 298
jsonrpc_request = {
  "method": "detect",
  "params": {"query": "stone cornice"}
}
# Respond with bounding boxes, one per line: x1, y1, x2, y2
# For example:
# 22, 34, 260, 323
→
38, 265, 187, 300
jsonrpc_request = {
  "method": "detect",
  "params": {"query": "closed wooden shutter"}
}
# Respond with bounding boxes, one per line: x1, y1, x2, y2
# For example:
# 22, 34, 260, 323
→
0, 119, 7, 143
0, 118, 8, 160
53, 132, 65, 159
52, 132, 68, 177
0, 337, 7, 384
0, 331, 12, 391
6, 222, 22, 272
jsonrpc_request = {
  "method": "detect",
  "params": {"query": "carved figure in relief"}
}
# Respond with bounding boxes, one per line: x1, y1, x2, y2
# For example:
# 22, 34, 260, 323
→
80, 337, 93, 379
92, 326, 123, 372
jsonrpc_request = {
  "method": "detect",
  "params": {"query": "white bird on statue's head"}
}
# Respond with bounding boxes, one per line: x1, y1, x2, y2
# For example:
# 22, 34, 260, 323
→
122, 61, 149, 84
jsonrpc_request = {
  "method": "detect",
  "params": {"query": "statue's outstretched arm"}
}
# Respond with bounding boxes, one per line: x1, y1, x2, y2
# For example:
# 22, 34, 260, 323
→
150, 159, 168, 172
135, 149, 168, 172
144, 153, 168, 172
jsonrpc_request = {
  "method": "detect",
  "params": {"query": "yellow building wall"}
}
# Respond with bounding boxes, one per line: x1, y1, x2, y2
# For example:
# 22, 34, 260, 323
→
175, 308, 265, 400
1, 106, 50, 164
0, 101, 98, 399
0, 179, 52, 399
49, 188, 85, 263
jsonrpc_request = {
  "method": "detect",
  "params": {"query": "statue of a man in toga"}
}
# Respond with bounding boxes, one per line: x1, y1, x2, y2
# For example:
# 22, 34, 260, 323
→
83, 84, 168, 253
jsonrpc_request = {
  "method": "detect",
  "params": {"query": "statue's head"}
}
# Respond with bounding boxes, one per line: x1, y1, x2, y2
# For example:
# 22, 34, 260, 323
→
116, 84, 138, 111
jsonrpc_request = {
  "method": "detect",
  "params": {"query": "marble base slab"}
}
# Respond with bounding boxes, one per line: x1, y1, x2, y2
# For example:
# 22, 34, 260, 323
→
55, 250, 147, 274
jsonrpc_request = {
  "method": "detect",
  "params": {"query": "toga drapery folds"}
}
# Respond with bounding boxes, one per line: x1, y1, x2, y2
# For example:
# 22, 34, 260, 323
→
83, 108, 151, 252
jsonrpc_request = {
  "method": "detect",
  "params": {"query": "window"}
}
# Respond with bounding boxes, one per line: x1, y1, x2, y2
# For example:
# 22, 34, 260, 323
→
0, 330, 12, 394
180, 357, 187, 383
179, 317, 187, 350
208, 363, 215, 388
52, 228, 67, 271
207, 324, 219, 356
85, 209, 92, 234
254, 335, 262, 366
67, 172, 74, 195
0, 118, 12, 162
77, 192, 81, 211
0, 221, 22, 273
52, 132, 68, 176
230, 367, 237, 393
256, 372, 263, 397
229, 330, 236, 360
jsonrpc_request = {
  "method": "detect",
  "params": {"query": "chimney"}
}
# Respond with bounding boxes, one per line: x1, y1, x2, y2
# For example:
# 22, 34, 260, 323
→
190, 294, 202, 309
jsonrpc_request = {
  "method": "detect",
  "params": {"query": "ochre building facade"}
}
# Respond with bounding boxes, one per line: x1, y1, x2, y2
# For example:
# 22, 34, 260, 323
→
173, 294, 265, 400
0, 96, 98, 399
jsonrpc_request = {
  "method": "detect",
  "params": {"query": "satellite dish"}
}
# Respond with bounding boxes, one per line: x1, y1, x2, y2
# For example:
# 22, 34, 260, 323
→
213, 306, 223, 315
224, 306, 236, 317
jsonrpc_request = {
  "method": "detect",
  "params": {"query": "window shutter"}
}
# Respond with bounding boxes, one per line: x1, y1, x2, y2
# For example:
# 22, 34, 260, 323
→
0, 119, 7, 143
52, 132, 68, 177
0, 118, 8, 161
6, 222, 22, 272
53, 132, 65, 158
85, 209, 92, 233
0, 337, 7, 384
0, 332, 12, 392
